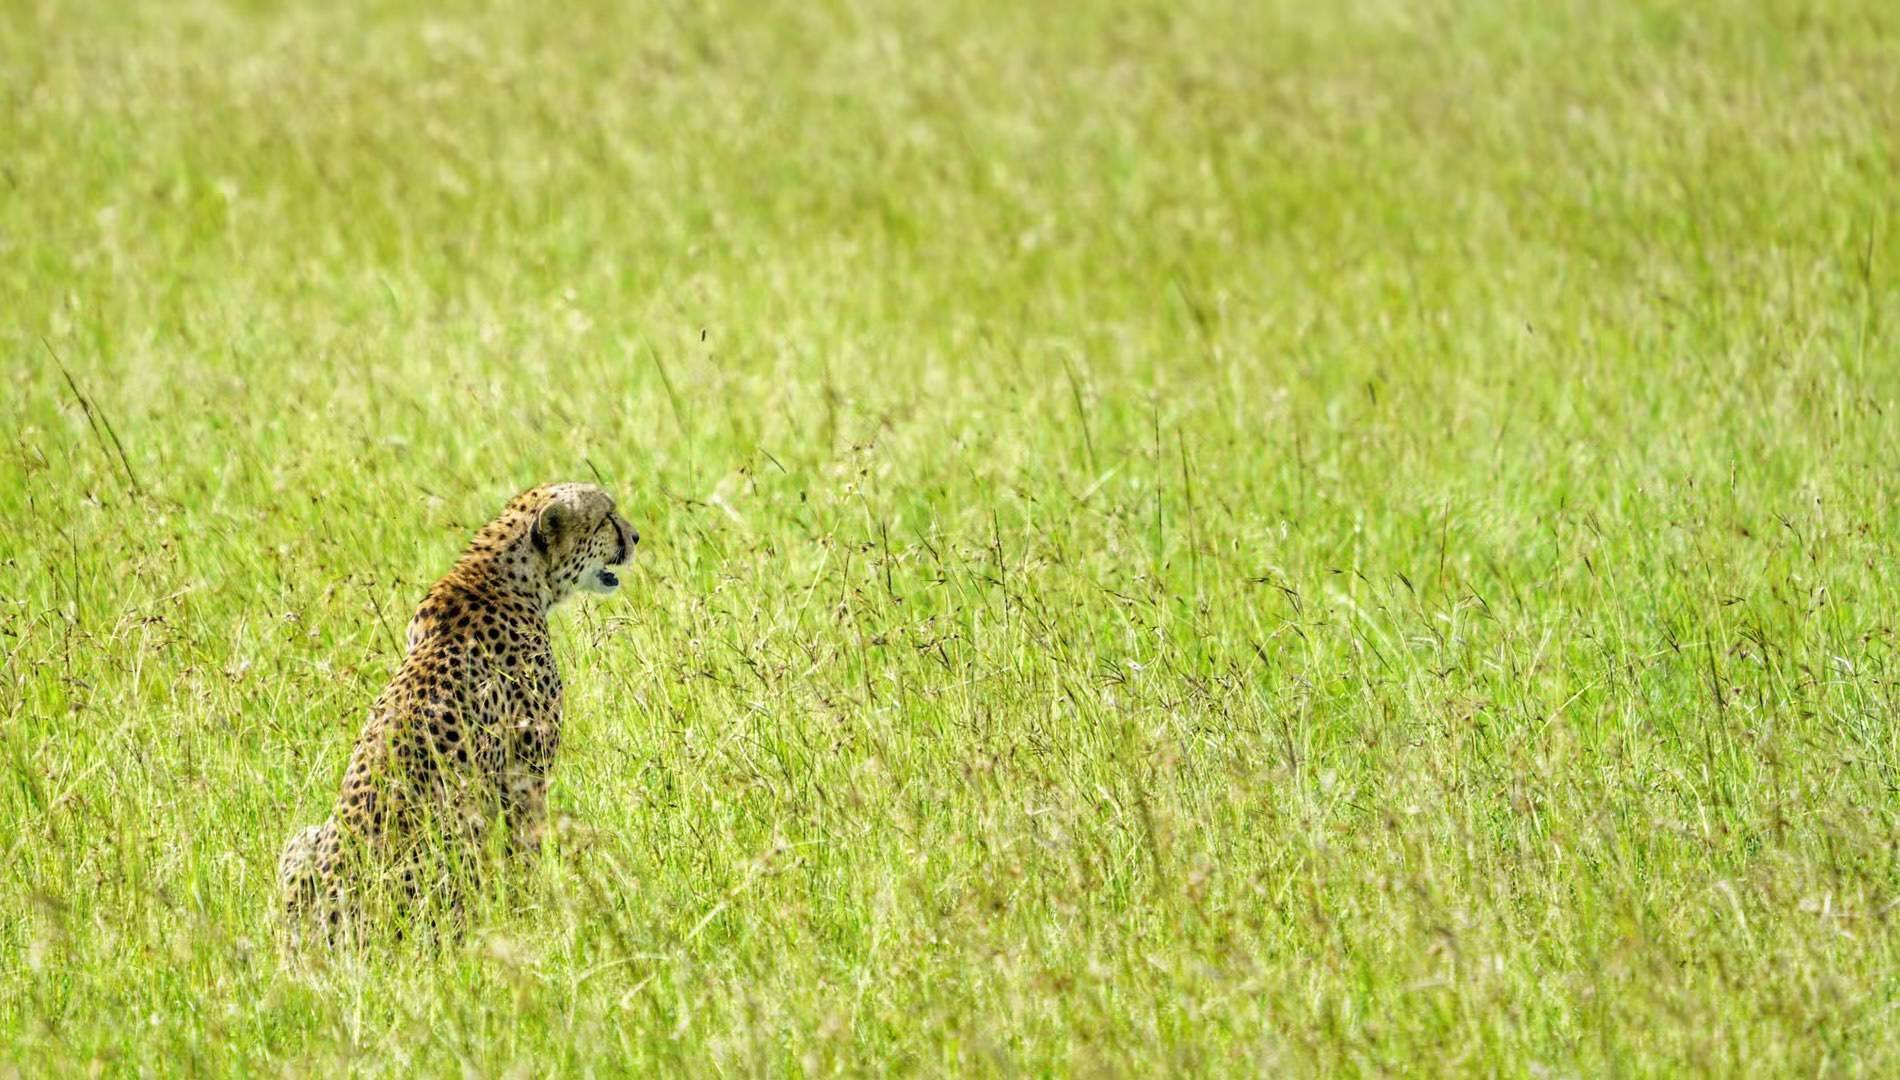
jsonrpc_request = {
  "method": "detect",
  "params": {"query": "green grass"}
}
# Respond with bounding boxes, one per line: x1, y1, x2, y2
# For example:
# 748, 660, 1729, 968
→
4, 0, 1899, 1073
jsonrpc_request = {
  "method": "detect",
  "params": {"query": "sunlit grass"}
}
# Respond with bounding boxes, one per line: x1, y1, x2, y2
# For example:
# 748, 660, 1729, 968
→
3, 0, 1898, 1073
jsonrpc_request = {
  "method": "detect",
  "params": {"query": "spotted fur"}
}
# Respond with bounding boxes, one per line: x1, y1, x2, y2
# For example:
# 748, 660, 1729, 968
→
280, 482, 637, 942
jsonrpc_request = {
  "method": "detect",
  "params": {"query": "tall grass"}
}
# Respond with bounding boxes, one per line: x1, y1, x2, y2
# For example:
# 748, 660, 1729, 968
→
3, 0, 1898, 1073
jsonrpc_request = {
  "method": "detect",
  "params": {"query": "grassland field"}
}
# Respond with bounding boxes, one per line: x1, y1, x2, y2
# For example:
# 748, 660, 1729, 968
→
3, 0, 1899, 1074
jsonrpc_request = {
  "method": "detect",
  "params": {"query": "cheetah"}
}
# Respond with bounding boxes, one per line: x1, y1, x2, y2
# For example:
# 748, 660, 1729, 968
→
280, 482, 638, 942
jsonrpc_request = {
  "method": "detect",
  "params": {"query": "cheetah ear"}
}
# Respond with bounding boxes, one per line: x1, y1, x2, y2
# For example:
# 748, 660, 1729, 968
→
530, 501, 572, 555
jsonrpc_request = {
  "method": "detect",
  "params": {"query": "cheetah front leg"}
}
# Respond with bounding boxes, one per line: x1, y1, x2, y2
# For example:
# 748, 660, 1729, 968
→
501, 771, 551, 860
501, 713, 560, 862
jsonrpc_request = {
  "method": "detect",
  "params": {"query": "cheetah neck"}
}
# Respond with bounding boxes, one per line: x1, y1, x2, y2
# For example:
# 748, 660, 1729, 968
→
444, 534, 559, 613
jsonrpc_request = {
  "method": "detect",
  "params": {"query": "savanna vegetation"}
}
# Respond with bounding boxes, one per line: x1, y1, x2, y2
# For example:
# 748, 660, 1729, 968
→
4, 0, 1898, 1073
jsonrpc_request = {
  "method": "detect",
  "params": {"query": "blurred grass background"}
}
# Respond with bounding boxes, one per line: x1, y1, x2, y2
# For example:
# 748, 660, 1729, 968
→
3, 0, 1899, 1073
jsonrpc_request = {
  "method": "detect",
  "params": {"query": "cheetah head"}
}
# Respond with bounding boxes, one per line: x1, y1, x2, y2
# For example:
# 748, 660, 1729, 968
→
524, 482, 640, 601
